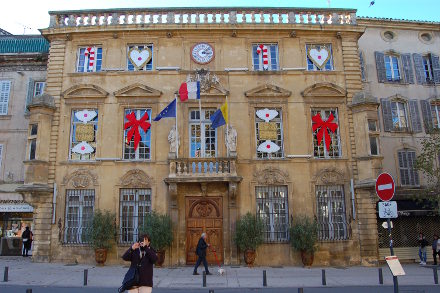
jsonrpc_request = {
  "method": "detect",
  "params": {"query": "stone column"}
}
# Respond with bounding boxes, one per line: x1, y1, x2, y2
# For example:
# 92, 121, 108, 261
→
228, 182, 239, 265
17, 185, 53, 262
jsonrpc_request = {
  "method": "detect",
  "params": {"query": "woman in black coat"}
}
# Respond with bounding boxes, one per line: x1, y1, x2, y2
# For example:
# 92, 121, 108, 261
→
21, 226, 33, 257
122, 234, 158, 293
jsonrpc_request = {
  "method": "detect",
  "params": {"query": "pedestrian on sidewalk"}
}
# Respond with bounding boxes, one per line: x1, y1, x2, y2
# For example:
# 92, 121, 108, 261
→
433, 234, 439, 265
21, 226, 33, 257
122, 234, 158, 293
418, 232, 429, 265
193, 232, 211, 275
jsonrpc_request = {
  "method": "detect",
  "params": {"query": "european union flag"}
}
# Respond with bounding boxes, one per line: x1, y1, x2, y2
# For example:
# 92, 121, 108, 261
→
153, 99, 176, 121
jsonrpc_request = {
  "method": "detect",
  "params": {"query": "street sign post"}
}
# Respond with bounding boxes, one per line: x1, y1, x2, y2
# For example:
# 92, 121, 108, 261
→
376, 172, 395, 201
376, 173, 399, 293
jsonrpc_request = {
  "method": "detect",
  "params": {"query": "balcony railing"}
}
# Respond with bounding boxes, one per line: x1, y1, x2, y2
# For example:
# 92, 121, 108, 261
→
169, 157, 237, 178
48, 7, 356, 28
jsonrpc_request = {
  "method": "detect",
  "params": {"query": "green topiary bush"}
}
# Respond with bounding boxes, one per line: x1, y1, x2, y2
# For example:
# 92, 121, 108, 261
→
289, 215, 318, 253
233, 212, 264, 251
140, 211, 173, 251
86, 209, 116, 250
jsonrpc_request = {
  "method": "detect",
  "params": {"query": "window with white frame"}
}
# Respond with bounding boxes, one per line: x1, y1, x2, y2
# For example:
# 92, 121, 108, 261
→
431, 103, 440, 129
256, 185, 289, 242
127, 44, 153, 71
0, 80, 11, 115
422, 55, 434, 83
368, 120, 379, 156
64, 189, 95, 244
312, 109, 341, 158
384, 54, 401, 82
189, 109, 217, 158
28, 124, 38, 160
34, 82, 45, 96
252, 44, 279, 71
397, 150, 419, 186
69, 109, 98, 160
123, 109, 152, 160
316, 185, 349, 240
255, 108, 283, 158
119, 188, 151, 244
391, 101, 408, 130
306, 44, 334, 71
76, 46, 103, 72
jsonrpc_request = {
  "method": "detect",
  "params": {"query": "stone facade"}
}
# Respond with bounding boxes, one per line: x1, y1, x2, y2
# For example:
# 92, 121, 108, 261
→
19, 8, 383, 266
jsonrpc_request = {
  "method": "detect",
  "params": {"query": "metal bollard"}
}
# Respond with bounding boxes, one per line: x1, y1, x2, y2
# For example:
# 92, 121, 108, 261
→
378, 268, 383, 285
209, 290, 214, 293
3, 266, 8, 282
203, 271, 206, 287
322, 269, 326, 286
433, 267, 439, 285
298, 288, 304, 293
26, 290, 32, 293
83, 269, 88, 286
263, 270, 267, 287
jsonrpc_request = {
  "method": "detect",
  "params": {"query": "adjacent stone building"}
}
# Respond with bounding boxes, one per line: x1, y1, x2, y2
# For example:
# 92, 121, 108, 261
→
358, 17, 440, 262
18, 7, 385, 266
0, 31, 49, 255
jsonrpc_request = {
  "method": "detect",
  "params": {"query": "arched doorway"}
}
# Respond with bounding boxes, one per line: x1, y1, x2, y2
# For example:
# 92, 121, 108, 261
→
186, 197, 223, 265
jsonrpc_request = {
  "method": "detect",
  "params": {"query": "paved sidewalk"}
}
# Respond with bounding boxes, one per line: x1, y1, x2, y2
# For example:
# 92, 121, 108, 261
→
0, 256, 439, 289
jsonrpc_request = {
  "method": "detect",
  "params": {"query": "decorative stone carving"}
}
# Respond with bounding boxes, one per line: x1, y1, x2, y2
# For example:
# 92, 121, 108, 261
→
314, 167, 345, 185
301, 82, 346, 98
185, 69, 229, 95
228, 182, 237, 205
169, 183, 178, 208
225, 125, 237, 153
245, 84, 292, 98
200, 182, 208, 196
253, 167, 289, 185
168, 125, 179, 155
120, 169, 152, 187
62, 169, 98, 188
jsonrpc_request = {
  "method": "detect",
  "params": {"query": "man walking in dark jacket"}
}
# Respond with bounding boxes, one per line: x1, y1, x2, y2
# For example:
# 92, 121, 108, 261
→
193, 232, 211, 275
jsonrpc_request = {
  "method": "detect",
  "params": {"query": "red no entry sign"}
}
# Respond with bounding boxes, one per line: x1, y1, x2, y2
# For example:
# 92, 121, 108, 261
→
375, 172, 395, 201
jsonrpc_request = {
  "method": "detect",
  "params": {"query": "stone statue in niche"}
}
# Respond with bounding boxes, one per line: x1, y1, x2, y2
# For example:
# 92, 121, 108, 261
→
225, 125, 237, 154
168, 125, 179, 156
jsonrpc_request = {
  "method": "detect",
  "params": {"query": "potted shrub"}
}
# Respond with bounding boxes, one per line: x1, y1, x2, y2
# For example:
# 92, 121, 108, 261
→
86, 209, 116, 266
289, 215, 318, 267
233, 212, 264, 267
140, 211, 173, 267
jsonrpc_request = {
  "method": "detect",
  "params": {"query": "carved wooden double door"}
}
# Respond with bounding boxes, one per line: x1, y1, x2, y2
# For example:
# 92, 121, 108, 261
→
186, 197, 223, 265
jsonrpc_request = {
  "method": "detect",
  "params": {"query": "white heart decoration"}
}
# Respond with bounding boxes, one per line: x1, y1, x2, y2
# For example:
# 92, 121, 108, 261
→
256, 109, 279, 122
128, 47, 152, 69
75, 110, 97, 123
308, 48, 330, 69
257, 140, 280, 153
72, 141, 94, 155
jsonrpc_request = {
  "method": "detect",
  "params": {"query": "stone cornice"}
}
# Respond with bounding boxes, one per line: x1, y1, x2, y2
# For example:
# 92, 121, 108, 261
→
358, 18, 440, 31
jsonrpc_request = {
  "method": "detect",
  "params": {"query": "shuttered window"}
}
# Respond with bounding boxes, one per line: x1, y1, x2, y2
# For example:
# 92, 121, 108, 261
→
381, 99, 422, 133
432, 103, 440, 129
316, 185, 349, 241
0, 144, 3, 170
413, 53, 440, 85
0, 80, 11, 115
420, 100, 440, 131
375, 52, 414, 84
397, 150, 419, 186
256, 186, 289, 242
359, 51, 366, 81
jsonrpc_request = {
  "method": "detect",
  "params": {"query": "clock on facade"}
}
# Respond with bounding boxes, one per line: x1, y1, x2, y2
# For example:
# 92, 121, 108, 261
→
191, 43, 214, 64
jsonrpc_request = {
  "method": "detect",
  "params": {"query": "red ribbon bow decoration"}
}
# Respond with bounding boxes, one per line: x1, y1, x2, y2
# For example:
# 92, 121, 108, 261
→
312, 113, 338, 152
124, 111, 151, 151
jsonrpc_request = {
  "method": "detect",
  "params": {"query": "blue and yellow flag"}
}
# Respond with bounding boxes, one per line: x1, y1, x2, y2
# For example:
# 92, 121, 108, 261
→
210, 101, 228, 129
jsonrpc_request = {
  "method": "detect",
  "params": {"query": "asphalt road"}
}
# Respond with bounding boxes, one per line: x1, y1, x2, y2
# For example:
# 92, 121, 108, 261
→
0, 286, 438, 293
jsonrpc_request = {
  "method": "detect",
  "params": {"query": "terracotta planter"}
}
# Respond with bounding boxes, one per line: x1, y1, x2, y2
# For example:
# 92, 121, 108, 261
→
94, 248, 108, 266
155, 250, 165, 267
244, 249, 256, 267
300, 250, 314, 267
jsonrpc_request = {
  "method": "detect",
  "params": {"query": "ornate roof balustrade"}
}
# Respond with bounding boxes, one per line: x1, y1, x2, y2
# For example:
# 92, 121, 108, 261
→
48, 7, 357, 28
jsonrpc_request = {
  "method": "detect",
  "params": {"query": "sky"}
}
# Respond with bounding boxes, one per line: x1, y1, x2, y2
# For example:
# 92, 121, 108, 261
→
0, 0, 438, 35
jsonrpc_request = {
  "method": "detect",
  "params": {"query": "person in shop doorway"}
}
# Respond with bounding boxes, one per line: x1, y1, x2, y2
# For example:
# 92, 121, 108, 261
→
193, 232, 211, 275
21, 226, 33, 257
432, 234, 439, 265
418, 232, 429, 265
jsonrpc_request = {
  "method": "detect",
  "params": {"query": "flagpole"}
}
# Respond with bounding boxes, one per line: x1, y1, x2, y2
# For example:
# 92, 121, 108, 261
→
175, 94, 178, 159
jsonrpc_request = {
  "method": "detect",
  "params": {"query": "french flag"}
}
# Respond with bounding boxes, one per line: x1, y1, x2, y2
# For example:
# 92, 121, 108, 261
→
179, 81, 200, 102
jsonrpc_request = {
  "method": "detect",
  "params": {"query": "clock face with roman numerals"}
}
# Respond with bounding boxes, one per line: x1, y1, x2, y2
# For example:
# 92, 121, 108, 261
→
191, 43, 214, 65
